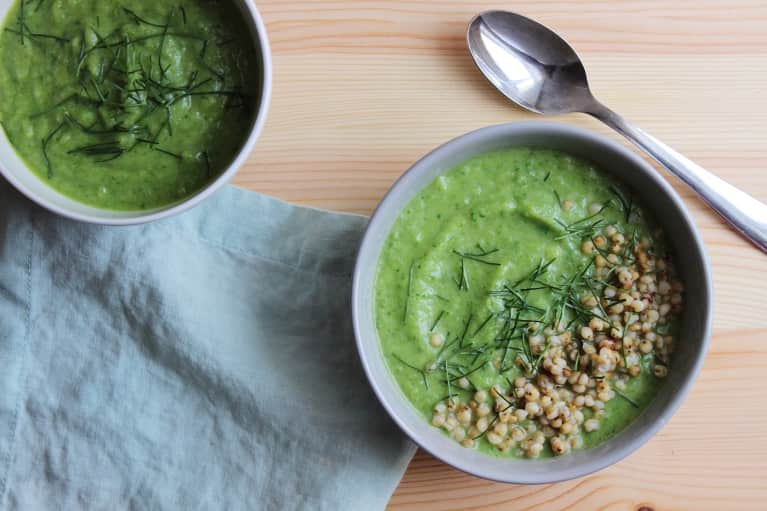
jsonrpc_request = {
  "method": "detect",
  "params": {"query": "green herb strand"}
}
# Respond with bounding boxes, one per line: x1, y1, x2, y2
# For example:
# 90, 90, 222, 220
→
614, 389, 639, 408
430, 310, 445, 332
41, 122, 66, 178
404, 262, 414, 321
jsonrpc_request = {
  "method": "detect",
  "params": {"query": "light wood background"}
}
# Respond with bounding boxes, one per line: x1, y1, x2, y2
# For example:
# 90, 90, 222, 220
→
241, 1, 767, 509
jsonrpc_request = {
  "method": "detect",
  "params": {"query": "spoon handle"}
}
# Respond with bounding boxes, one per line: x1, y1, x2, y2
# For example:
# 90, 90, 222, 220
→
588, 102, 767, 253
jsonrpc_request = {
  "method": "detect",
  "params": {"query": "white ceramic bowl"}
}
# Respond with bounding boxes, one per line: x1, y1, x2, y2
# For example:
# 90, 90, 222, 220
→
352, 121, 712, 484
0, 0, 272, 225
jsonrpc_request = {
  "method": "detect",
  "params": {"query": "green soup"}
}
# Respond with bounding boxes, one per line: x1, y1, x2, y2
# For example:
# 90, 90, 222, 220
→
0, 0, 260, 210
375, 148, 683, 458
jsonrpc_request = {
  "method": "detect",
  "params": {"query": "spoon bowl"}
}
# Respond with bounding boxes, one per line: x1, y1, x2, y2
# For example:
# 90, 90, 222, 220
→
468, 11, 591, 114
467, 10, 767, 253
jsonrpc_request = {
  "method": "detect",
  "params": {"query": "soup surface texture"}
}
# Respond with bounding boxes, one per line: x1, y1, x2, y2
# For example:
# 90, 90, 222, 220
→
375, 147, 683, 458
0, 0, 259, 210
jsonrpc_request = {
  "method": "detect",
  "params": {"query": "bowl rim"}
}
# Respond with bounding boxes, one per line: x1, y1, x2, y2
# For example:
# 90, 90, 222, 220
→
0, 0, 272, 226
352, 120, 713, 484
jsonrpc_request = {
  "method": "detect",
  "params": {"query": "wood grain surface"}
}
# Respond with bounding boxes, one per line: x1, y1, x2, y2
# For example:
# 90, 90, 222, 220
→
245, 1, 767, 509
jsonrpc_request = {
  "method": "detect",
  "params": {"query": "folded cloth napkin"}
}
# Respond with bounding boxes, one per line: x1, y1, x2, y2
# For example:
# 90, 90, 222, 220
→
0, 180, 415, 510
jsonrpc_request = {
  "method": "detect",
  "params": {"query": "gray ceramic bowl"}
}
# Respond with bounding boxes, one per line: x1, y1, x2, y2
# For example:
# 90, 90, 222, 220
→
352, 121, 712, 484
0, 0, 271, 225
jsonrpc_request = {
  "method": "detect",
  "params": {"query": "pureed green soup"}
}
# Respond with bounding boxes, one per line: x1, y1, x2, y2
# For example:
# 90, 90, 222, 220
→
375, 147, 684, 458
0, 0, 259, 210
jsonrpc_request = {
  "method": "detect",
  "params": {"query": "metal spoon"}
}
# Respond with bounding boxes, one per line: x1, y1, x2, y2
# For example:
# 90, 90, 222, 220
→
467, 10, 767, 253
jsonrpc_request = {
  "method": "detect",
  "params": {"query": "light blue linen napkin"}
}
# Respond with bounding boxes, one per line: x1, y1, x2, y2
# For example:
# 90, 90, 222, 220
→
0, 180, 415, 510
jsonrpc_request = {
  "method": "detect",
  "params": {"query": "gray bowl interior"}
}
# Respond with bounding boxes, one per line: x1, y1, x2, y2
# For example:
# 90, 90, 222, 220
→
352, 121, 712, 484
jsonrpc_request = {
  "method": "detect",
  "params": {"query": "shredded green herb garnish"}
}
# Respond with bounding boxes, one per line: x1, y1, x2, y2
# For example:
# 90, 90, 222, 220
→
496, 390, 516, 410
554, 204, 610, 240
123, 7, 167, 28
392, 354, 429, 389
434, 332, 456, 363
67, 140, 124, 162
157, 8, 172, 79
5, 26, 70, 43
456, 257, 469, 290
7, 5, 250, 172
532, 339, 552, 375
449, 361, 485, 383
453, 248, 501, 266
473, 312, 494, 336
621, 314, 635, 369
41, 122, 65, 177
18, 0, 25, 45
614, 389, 639, 408
153, 146, 182, 160
610, 185, 634, 222
404, 261, 414, 321
472, 413, 499, 440
459, 314, 473, 347
430, 310, 445, 332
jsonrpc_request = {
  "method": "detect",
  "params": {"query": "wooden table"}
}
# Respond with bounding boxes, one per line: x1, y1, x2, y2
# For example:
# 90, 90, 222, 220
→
242, 1, 767, 508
